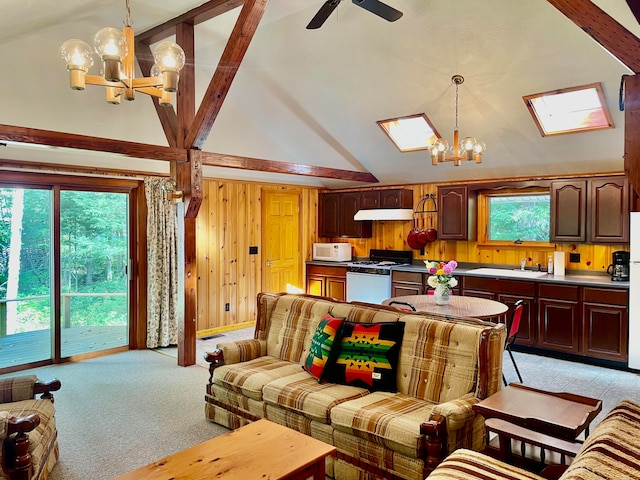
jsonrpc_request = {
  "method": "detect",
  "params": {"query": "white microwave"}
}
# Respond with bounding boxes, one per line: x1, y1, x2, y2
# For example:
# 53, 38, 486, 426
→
312, 243, 352, 262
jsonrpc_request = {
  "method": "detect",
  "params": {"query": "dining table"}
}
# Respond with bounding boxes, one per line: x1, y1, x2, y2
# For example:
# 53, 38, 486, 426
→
382, 294, 509, 320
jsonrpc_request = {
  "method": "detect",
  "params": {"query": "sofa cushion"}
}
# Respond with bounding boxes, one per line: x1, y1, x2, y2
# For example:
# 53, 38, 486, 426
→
262, 371, 369, 424
266, 296, 334, 363
396, 314, 481, 403
561, 399, 640, 480
426, 448, 546, 480
213, 356, 303, 401
302, 312, 345, 382
327, 321, 405, 392
330, 391, 435, 458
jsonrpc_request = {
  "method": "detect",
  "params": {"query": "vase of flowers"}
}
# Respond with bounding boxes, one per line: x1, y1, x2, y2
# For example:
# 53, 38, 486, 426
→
425, 260, 458, 305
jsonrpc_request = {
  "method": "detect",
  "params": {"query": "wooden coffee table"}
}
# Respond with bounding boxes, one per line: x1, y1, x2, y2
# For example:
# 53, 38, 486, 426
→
473, 383, 602, 469
114, 419, 336, 480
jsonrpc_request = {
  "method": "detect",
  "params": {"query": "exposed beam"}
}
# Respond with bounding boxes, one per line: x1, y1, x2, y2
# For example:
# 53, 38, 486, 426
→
0, 124, 377, 182
0, 124, 186, 162
135, 0, 244, 44
176, 23, 196, 150
134, 39, 179, 147
200, 151, 379, 183
625, 75, 640, 195
547, 0, 640, 73
185, 0, 269, 149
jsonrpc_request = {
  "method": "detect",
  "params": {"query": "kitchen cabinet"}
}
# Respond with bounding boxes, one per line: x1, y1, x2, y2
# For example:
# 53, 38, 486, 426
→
306, 264, 347, 300
437, 186, 476, 240
462, 276, 536, 346
582, 287, 628, 362
589, 177, 630, 243
391, 270, 425, 296
361, 188, 414, 210
550, 176, 630, 243
319, 192, 372, 238
537, 284, 580, 355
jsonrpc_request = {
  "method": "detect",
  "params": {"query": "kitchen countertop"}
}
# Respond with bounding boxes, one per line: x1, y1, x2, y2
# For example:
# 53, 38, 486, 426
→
390, 263, 628, 289
306, 260, 628, 289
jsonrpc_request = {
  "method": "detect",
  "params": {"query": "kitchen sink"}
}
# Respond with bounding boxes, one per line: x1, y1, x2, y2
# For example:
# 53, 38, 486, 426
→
466, 268, 549, 279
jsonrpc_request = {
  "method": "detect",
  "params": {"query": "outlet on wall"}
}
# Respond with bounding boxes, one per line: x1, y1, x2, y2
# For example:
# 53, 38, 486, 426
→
569, 253, 580, 263
225, 303, 230, 312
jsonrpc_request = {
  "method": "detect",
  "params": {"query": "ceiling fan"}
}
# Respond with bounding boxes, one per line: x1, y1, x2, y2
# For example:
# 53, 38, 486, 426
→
307, 0, 403, 29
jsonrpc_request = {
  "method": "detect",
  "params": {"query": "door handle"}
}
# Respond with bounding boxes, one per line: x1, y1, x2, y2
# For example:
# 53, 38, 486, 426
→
266, 260, 272, 266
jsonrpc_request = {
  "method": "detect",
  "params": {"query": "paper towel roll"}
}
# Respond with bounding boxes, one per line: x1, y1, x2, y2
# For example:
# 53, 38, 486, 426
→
554, 251, 565, 276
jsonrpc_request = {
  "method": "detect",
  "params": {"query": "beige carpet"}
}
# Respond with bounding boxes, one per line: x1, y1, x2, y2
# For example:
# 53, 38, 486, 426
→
3, 350, 229, 480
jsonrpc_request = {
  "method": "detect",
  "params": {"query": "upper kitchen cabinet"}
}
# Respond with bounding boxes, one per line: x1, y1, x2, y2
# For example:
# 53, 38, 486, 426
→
437, 186, 477, 240
551, 176, 631, 243
589, 177, 630, 243
550, 180, 587, 242
361, 189, 414, 210
319, 192, 372, 238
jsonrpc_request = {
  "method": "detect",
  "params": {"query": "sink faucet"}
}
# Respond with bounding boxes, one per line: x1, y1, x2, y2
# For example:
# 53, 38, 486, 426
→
520, 258, 527, 271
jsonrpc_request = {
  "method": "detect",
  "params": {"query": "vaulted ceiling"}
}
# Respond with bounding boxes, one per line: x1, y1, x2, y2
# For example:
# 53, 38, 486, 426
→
0, 0, 638, 189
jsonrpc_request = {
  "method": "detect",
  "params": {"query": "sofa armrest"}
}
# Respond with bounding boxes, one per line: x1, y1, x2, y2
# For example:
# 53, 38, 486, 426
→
2, 413, 41, 479
0, 375, 37, 403
420, 393, 480, 473
204, 339, 266, 387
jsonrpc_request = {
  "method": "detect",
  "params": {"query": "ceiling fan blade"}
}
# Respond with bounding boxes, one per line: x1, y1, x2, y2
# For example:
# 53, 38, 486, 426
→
307, 0, 341, 29
352, 0, 403, 22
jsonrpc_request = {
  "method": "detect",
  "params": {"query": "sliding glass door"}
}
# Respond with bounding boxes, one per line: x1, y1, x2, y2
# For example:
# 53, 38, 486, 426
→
59, 190, 129, 357
0, 187, 52, 368
0, 185, 131, 369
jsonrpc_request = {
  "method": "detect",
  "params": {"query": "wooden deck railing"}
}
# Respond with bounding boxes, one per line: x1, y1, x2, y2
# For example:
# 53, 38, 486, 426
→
0, 293, 127, 337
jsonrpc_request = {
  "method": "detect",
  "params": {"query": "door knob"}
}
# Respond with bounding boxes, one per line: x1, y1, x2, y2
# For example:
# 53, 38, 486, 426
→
266, 260, 272, 266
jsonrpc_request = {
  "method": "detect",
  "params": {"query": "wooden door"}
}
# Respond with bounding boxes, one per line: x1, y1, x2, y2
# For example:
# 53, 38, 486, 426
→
262, 191, 301, 294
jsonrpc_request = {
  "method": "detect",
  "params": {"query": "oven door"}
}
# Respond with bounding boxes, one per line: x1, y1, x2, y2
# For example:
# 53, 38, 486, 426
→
346, 271, 391, 304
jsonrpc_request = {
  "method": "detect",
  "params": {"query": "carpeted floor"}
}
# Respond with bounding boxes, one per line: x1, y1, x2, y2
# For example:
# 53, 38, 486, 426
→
5, 350, 229, 480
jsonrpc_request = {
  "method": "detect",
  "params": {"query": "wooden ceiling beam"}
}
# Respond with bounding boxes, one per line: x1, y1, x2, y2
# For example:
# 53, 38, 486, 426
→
185, 0, 269, 149
135, 0, 244, 44
547, 0, 640, 73
0, 124, 186, 162
200, 151, 379, 182
0, 124, 378, 182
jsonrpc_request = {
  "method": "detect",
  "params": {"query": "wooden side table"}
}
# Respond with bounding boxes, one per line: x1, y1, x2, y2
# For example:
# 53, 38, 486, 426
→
472, 383, 602, 471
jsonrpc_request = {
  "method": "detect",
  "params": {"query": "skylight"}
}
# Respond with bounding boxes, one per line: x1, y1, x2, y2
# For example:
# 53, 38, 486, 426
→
377, 113, 440, 152
523, 83, 614, 136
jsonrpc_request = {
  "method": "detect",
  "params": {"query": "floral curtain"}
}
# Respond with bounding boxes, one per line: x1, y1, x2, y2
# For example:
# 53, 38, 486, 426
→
144, 177, 179, 348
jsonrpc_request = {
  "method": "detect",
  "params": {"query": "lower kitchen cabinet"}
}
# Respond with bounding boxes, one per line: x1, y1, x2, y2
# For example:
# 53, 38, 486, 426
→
537, 284, 580, 355
582, 287, 628, 362
391, 271, 425, 296
462, 276, 536, 347
306, 264, 347, 301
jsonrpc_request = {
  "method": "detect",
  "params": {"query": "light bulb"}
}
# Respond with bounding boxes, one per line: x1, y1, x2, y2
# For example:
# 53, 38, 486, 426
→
60, 39, 94, 70
153, 41, 186, 92
60, 39, 94, 90
94, 27, 127, 59
460, 136, 477, 152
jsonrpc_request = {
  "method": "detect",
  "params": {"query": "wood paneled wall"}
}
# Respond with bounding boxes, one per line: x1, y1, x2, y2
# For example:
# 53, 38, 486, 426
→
195, 179, 319, 336
322, 183, 628, 273
196, 177, 627, 335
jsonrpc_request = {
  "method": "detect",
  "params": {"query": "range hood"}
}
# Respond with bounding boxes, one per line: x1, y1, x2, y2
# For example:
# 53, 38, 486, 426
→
353, 209, 414, 221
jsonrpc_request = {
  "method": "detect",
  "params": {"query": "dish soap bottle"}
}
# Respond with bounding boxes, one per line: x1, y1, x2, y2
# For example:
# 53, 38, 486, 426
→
547, 254, 554, 275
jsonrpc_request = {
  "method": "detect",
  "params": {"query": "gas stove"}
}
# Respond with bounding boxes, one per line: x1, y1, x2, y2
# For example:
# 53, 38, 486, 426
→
347, 249, 413, 275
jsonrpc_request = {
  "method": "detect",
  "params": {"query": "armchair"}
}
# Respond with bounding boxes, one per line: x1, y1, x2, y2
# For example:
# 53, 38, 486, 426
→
0, 375, 61, 480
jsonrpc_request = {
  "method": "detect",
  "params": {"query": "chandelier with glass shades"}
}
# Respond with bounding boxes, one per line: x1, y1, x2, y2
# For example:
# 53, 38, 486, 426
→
430, 75, 485, 166
60, 0, 186, 106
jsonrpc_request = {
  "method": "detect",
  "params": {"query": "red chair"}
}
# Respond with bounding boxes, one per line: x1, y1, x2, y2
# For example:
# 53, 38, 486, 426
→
503, 300, 524, 386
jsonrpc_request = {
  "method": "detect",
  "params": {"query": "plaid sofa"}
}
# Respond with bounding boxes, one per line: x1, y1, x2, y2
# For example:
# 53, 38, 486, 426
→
427, 399, 640, 480
204, 293, 506, 480
1, 375, 61, 480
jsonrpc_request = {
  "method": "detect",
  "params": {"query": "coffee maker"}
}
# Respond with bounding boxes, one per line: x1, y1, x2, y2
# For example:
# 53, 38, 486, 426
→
607, 250, 630, 281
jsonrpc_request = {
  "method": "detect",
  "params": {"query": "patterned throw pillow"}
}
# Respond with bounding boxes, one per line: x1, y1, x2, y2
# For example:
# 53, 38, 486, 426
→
327, 321, 405, 392
302, 312, 345, 382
